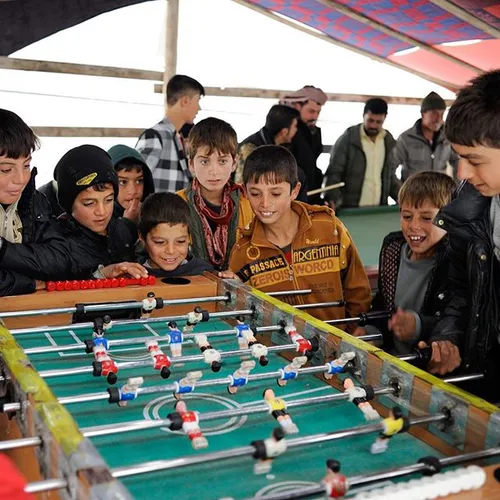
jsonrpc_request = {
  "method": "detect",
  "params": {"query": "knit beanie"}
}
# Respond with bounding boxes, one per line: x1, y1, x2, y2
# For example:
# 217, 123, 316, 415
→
107, 144, 148, 169
55, 145, 118, 213
421, 92, 446, 113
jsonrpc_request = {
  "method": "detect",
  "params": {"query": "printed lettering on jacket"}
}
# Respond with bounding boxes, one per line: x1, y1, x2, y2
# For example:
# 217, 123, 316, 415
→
236, 255, 288, 282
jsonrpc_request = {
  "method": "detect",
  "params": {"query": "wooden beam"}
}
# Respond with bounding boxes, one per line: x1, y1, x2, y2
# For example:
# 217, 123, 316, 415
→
164, 0, 180, 112
0, 56, 163, 81
428, 0, 500, 39
32, 127, 144, 138
153, 84, 455, 106
231, 0, 459, 91
321, 0, 483, 74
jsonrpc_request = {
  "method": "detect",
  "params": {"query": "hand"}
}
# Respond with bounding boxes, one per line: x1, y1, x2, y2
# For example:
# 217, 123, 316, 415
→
100, 262, 148, 279
123, 199, 141, 224
388, 308, 417, 342
352, 326, 367, 337
217, 271, 240, 280
35, 280, 46, 291
417, 340, 461, 376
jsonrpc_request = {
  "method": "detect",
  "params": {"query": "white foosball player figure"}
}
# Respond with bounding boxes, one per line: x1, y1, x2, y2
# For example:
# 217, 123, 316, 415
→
145, 339, 171, 378
203, 348, 222, 372
118, 377, 144, 408
251, 427, 287, 475
277, 356, 308, 387
183, 306, 209, 334
250, 343, 269, 366
343, 378, 380, 421
141, 292, 157, 319
175, 400, 208, 450
324, 352, 356, 380
174, 371, 203, 400
227, 360, 256, 394
167, 321, 184, 358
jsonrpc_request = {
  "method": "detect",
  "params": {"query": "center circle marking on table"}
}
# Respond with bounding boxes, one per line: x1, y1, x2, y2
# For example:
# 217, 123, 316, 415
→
255, 481, 317, 498
143, 392, 247, 435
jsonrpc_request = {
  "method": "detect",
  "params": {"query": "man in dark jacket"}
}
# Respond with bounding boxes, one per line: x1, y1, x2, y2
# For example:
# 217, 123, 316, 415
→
281, 86, 327, 205
0, 109, 55, 296
324, 98, 400, 210
392, 92, 458, 182
0, 145, 142, 288
236, 104, 307, 202
424, 70, 500, 402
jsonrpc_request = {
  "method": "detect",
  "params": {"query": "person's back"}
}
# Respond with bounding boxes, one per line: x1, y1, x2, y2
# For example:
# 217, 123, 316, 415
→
177, 117, 253, 271
325, 98, 400, 210
138, 192, 213, 278
392, 92, 457, 182
0, 109, 54, 296
136, 74, 204, 193
228, 145, 371, 324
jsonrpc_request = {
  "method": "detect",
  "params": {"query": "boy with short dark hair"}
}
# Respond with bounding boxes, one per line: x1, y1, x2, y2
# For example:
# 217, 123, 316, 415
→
0, 109, 54, 296
138, 192, 212, 277
228, 145, 371, 323
424, 70, 500, 401
177, 117, 253, 270
357, 171, 456, 355
108, 144, 155, 223
136, 74, 205, 193
0, 145, 145, 287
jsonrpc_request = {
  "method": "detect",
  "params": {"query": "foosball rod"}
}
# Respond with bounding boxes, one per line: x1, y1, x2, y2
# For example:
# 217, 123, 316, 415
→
245, 445, 500, 500
9, 308, 256, 337
23, 412, 448, 494
325, 310, 392, 326
0, 385, 396, 450
0, 289, 312, 320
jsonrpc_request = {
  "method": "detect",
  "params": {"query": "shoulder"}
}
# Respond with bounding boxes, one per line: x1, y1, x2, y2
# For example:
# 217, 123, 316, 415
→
381, 231, 404, 247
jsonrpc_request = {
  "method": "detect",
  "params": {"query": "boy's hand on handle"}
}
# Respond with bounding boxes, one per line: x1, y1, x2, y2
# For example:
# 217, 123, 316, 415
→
218, 271, 240, 281
352, 326, 366, 337
417, 340, 461, 376
124, 199, 141, 224
101, 262, 149, 279
388, 307, 417, 341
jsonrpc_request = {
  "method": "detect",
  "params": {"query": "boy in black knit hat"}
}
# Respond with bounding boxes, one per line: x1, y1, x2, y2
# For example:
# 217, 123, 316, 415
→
0, 145, 147, 289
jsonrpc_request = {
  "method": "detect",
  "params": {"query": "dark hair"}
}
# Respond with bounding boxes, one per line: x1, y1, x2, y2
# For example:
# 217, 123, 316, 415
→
243, 145, 298, 189
446, 70, 500, 148
265, 105, 300, 139
398, 171, 456, 209
392, 406, 403, 419
166, 75, 205, 107
188, 117, 238, 159
115, 158, 144, 174
326, 459, 340, 473
138, 192, 190, 236
0, 109, 40, 159
90, 182, 115, 193
363, 98, 388, 116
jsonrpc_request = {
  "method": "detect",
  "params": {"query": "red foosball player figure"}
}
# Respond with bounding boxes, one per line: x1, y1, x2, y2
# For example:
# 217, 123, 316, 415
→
263, 388, 298, 434
343, 378, 380, 421
92, 344, 118, 384
141, 292, 157, 319
145, 339, 171, 378
370, 406, 409, 454
174, 400, 208, 450
284, 325, 313, 356
251, 427, 287, 475
322, 459, 349, 498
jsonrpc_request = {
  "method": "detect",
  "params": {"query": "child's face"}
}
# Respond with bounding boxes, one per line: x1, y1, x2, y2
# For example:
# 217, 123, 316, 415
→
400, 200, 446, 258
189, 147, 236, 197
72, 185, 114, 235
143, 223, 189, 271
246, 177, 301, 226
0, 154, 31, 205
453, 143, 500, 197
117, 168, 144, 209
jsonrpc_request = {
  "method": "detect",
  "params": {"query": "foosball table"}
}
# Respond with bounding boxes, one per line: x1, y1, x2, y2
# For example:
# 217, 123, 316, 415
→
0, 273, 499, 499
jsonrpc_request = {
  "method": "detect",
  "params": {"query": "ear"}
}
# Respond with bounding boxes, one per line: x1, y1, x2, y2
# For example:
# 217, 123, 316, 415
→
291, 182, 301, 201
138, 232, 145, 244
188, 158, 196, 176
180, 95, 191, 108
231, 155, 238, 173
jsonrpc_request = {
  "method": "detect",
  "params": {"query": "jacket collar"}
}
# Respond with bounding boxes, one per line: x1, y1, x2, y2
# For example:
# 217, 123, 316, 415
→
408, 119, 445, 145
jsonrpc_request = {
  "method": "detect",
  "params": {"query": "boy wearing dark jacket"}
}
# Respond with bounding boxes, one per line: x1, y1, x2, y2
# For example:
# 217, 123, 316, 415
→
425, 70, 500, 402
138, 192, 213, 277
0, 109, 53, 296
0, 145, 145, 287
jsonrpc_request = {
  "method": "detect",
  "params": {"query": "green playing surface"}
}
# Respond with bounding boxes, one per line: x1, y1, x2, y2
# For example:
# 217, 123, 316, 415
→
17, 318, 441, 499
337, 205, 401, 268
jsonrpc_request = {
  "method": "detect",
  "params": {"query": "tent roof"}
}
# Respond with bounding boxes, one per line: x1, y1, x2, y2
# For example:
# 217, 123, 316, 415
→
1, 0, 499, 90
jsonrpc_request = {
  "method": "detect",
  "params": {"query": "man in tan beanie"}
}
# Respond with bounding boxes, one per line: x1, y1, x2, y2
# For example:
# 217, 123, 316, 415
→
280, 85, 327, 204
392, 91, 458, 182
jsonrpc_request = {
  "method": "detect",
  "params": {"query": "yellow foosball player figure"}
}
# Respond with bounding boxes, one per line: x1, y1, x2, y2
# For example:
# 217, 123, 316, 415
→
370, 406, 409, 454
263, 388, 299, 434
